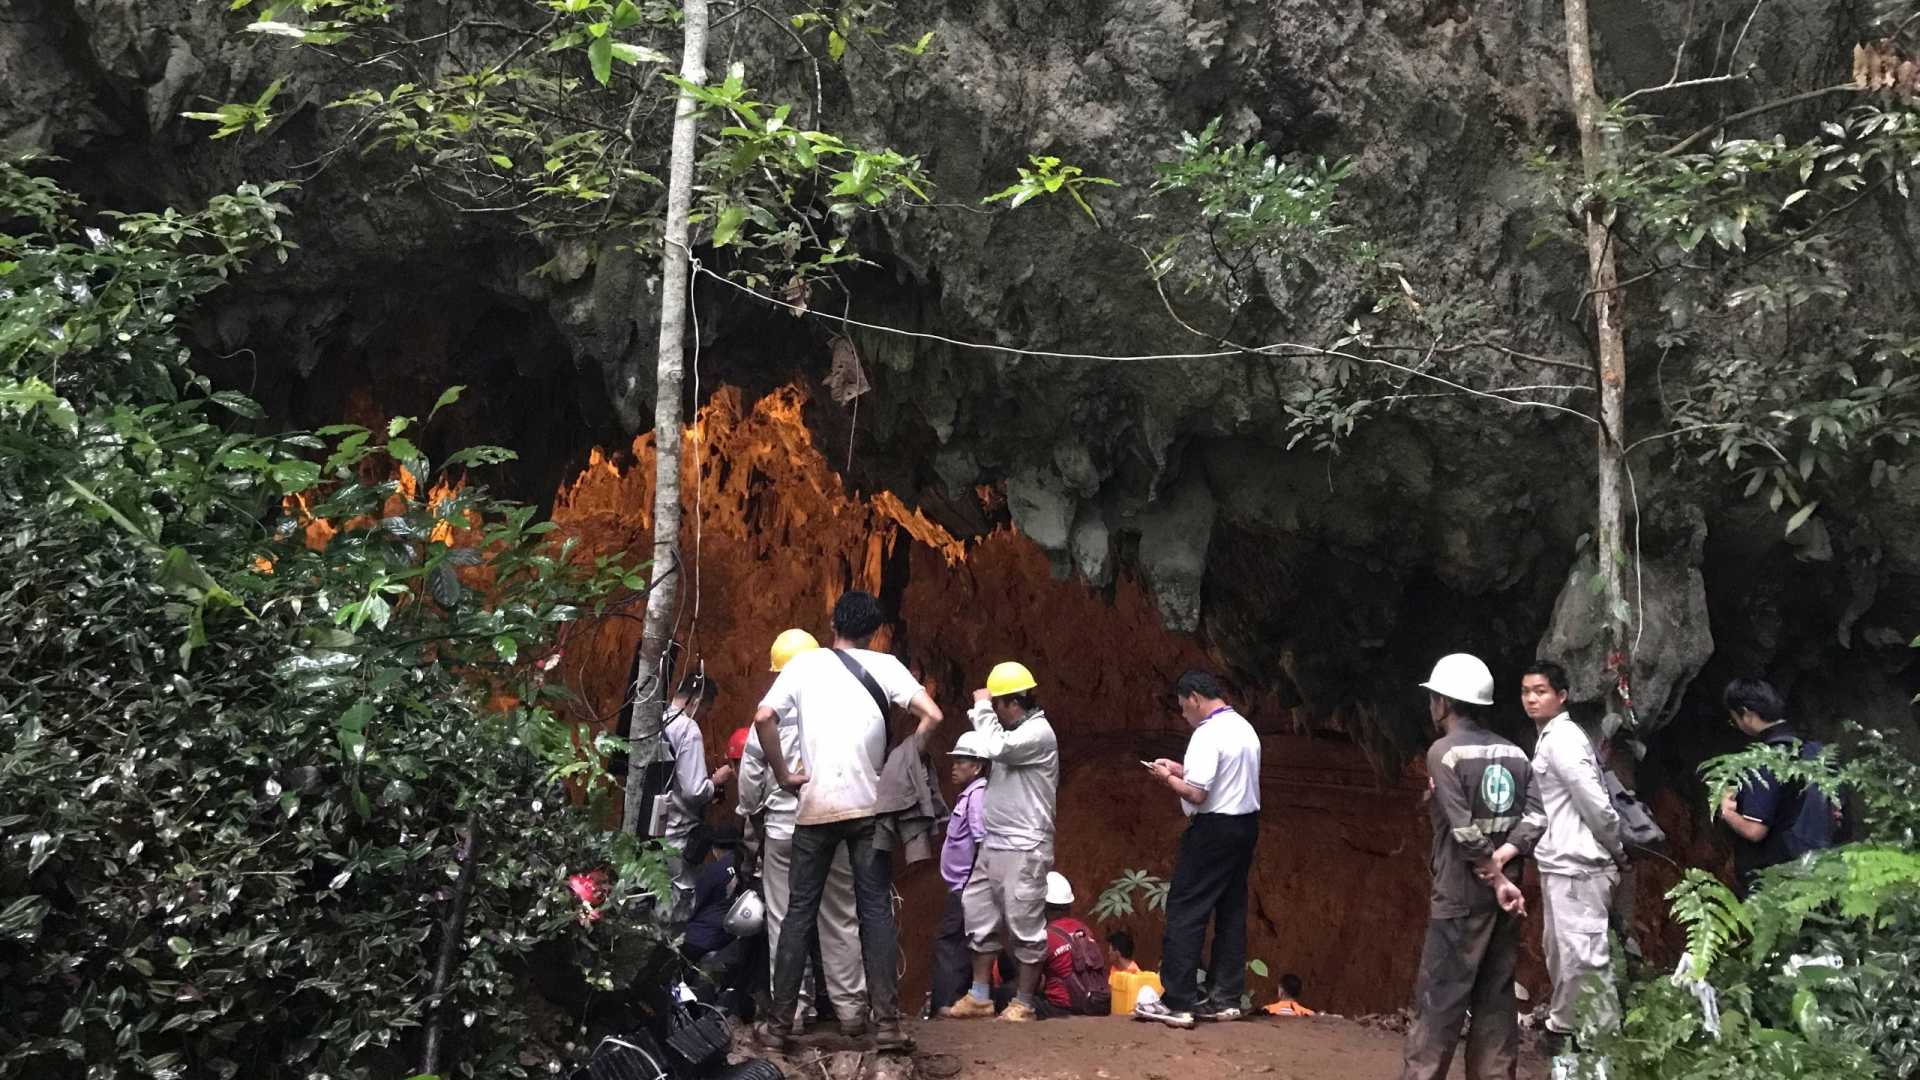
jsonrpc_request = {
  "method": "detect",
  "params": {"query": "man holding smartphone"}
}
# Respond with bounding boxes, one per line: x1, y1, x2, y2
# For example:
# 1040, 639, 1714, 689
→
1133, 670, 1262, 1029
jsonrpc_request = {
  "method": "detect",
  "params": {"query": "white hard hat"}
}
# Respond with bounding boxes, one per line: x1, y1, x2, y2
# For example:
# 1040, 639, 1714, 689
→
1421, 653, 1496, 706
1045, 871, 1075, 906
948, 732, 990, 759
723, 886, 766, 937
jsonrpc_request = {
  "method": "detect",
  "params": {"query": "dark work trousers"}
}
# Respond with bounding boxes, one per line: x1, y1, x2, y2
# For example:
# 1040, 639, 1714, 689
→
930, 889, 971, 1012
1399, 907, 1522, 1080
1158, 811, 1260, 1012
771, 815, 899, 1029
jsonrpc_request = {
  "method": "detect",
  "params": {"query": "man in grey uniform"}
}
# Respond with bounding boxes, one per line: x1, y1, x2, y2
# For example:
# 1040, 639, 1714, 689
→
663, 672, 732, 924
738, 630, 867, 1033
940, 661, 1059, 1024
1400, 653, 1532, 1080
1486, 660, 1626, 1053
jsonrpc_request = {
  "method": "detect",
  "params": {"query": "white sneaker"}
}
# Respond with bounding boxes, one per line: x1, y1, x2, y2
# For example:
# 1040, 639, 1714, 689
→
1133, 998, 1196, 1029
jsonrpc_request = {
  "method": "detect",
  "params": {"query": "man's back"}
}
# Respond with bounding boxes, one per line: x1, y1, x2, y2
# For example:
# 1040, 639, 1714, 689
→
1425, 724, 1531, 918
1735, 726, 1835, 888
758, 647, 923, 825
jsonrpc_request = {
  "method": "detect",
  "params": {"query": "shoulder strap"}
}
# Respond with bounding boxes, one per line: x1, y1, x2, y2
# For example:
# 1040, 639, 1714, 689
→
831, 648, 892, 721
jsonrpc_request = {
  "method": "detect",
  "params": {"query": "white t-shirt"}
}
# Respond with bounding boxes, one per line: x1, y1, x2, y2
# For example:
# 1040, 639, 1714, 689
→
1181, 707, 1262, 817
757, 647, 923, 825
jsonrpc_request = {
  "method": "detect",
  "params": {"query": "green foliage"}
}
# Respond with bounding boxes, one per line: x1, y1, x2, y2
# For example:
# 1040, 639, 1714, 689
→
1528, 94, 1920, 531
665, 65, 932, 286
1091, 868, 1170, 921
181, 77, 287, 139
1593, 730, 1920, 1079
1146, 116, 1362, 307
1, 163, 663, 1078
982, 155, 1117, 219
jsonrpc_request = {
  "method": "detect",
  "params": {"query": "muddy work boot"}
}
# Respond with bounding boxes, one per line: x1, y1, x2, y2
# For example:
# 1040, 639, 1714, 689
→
874, 1018, 915, 1053
752, 1020, 794, 1054
998, 999, 1039, 1023
940, 993, 996, 1020
838, 1017, 868, 1039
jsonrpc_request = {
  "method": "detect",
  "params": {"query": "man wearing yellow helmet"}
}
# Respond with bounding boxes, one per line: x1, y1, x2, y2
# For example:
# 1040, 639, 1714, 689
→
941, 660, 1059, 1024
736, 628, 867, 1035
752, 591, 944, 1054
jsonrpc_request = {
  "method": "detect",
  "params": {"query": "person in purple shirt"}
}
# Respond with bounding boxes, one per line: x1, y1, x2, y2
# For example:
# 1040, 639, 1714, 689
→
930, 733, 990, 1013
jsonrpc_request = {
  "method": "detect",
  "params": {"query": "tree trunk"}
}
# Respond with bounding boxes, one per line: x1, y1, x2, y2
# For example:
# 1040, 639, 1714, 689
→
623, 0, 710, 834
420, 811, 481, 1077
1563, 0, 1636, 729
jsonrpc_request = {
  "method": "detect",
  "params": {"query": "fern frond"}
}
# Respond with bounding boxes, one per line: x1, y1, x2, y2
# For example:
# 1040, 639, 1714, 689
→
1669, 869, 1752, 979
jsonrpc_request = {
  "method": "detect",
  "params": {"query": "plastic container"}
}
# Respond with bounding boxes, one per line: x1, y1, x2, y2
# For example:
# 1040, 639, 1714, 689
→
1108, 970, 1165, 1015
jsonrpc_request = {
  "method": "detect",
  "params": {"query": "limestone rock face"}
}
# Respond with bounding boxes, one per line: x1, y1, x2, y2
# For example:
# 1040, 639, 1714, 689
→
8, 0, 1916, 751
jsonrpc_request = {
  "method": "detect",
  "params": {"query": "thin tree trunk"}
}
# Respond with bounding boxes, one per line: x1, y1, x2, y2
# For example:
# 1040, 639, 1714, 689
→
1564, 0, 1635, 722
420, 811, 481, 1077
623, 0, 711, 834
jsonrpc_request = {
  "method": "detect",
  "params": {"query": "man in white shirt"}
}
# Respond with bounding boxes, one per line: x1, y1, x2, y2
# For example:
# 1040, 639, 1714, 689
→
1485, 660, 1626, 1053
751, 592, 943, 1054
736, 629, 866, 1035
1136, 670, 1262, 1029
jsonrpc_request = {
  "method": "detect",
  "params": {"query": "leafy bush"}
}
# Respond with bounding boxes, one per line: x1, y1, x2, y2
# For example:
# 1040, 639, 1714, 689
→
1591, 729, 1920, 1079
1, 161, 663, 1079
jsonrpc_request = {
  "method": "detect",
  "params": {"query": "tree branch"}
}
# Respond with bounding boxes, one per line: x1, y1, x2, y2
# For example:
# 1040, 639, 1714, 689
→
1658, 84, 1857, 158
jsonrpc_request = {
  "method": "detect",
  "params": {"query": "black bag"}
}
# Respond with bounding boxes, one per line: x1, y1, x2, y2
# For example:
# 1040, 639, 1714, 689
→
576, 1031, 669, 1080
662, 1000, 732, 1073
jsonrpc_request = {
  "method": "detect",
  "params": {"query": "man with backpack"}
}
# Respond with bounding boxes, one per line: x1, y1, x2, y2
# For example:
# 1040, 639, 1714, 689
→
1040, 872, 1113, 1017
941, 661, 1060, 1024
1718, 677, 1835, 897
751, 592, 944, 1054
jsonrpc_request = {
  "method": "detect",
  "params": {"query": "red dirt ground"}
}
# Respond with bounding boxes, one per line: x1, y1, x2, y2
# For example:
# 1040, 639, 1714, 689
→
909, 1014, 1552, 1080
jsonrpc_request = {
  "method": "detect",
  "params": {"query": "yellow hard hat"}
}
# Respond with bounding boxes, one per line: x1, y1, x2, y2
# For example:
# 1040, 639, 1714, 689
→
769, 628, 820, 672
986, 661, 1038, 697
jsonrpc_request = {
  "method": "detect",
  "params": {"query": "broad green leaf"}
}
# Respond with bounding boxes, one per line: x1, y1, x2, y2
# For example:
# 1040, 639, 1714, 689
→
430, 385, 465, 419
588, 35, 613, 86
712, 206, 747, 246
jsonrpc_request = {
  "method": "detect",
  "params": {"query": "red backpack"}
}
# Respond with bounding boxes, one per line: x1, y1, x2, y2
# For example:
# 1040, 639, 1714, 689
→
1046, 922, 1113, 1015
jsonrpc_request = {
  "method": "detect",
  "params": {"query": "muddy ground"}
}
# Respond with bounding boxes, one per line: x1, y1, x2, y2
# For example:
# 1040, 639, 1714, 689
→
906, 1013, 1553, 1080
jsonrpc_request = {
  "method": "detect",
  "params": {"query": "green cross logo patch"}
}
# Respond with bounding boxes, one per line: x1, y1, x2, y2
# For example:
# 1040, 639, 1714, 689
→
1480, 764, 1516, 814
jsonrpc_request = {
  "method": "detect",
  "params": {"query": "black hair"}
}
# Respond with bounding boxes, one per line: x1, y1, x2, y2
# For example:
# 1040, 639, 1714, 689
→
683, 823, 716, 866
1109, 929, 1135, 959
1280, 973, 1303, 998
1430, 692, 1486, 722
832, 590, 885, 642
1724, 676, 1787, 724
998, 690, 1039, 713
1173, 669, 1228, 702
1522, 659, 1570, 695
674, 670, 719, 703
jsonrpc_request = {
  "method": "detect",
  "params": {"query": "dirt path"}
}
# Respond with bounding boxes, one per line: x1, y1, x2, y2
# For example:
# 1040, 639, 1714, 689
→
908, 1014, 1552, 1080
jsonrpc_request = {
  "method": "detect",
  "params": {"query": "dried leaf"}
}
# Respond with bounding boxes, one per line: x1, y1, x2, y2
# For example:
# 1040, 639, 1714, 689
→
823, 335, 870, 405
782, 276, 811, 317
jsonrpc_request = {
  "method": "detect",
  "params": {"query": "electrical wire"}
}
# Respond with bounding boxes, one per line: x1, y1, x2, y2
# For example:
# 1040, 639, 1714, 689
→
686, 257, 1600, 425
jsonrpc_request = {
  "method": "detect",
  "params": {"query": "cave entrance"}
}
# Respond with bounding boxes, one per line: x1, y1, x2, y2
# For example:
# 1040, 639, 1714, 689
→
547, 383, 1452, 1016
